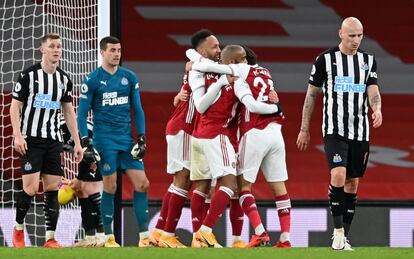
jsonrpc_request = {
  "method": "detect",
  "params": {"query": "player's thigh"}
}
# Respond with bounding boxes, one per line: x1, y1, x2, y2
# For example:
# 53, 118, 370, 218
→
166, 130, 191, 174
203, 135, 237, 179
238, 133, 265, 183
97, 149, 119, 176
323, 135, 349, 170
42, 139, 64, 177
190, 137, 211, 181
347, 140, 370, 178
20, 137, 47, 175
261, 127, 288, 182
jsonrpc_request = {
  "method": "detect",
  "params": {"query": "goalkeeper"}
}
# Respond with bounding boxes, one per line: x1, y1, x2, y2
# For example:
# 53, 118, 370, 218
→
60, 119, 105, 247
77, 36, 149, 247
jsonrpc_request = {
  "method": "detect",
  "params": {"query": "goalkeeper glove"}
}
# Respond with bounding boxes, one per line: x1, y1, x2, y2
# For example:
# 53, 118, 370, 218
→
81, 137, 101, 164
131, 134, 146, 160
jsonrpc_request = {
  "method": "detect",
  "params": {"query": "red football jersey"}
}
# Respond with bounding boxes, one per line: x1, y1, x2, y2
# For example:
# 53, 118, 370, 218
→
165, 72, 197, 136
236, 64, 284, 136
192, 72, 239, 140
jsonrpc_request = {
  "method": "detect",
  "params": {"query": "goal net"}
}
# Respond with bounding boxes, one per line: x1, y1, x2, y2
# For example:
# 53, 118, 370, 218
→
0, 0, 102, 247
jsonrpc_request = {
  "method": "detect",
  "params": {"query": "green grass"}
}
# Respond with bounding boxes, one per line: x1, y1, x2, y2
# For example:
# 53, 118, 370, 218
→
1, 247, 413, 259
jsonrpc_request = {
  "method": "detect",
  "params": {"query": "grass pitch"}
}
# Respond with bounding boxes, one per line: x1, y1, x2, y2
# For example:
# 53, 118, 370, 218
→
1, 247, 413, 259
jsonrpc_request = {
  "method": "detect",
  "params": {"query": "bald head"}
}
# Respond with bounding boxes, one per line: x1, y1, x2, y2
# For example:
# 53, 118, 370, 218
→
339, 17, 364, 55
220, 45, 246, 65
341, 17, 363, 32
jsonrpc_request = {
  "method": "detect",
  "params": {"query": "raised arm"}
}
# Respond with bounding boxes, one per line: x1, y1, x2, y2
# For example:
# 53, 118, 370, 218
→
367, 84, 382, 128
296, 84, 322, 151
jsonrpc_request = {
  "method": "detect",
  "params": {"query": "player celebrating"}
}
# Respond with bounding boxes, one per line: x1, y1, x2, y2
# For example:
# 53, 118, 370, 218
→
188, 45, 281, 248
77, 36, 149, 247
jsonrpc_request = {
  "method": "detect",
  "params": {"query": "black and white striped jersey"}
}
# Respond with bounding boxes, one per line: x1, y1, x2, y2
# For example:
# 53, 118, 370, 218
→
12, 63, 73, 142
309, 46, 378, 141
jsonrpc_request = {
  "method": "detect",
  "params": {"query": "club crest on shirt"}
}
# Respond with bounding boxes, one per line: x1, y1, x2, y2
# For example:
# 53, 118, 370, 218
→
58, 83, 65, 89
361, 62, 369, 71
24, 162, 32, 171
121, 77, 129, 85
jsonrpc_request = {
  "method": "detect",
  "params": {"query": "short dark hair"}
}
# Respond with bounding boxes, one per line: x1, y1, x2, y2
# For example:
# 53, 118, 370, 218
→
100, 36, 121, 50
191, 29, 213, 49
41, 33, 60, 44
242, 45, 257, 65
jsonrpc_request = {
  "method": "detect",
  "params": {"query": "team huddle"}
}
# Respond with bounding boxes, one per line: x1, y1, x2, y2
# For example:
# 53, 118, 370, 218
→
10, 16, 382, 250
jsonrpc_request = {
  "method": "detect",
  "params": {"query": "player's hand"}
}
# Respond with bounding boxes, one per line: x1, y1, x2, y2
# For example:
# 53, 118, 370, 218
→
269, 89, 279, 103
372, 110, 382, 128
173, 89, 189, 107
81, 137, 100, 164
131, 134, 146, 160
13, 134, 27, 156
73, 142, 83, 163
296, 130, 311, 151
226, 74, 239, 84
185, 61, 194, 72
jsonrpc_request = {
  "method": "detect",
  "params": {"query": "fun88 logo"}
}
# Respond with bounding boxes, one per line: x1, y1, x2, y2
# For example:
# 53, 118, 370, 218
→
334, 76, 366, 93
33, 94, 60, 109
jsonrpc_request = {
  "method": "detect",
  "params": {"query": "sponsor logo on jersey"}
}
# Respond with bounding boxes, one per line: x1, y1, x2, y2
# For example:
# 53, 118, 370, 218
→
102, 92, 129, 106
121, 77, 129, 85
33, 94, 60, 109
333, 154, 342, 163
24, 162, 32, 171
334, 76, 366, 93
369, 72, 377, 78
100, 80, 107, 86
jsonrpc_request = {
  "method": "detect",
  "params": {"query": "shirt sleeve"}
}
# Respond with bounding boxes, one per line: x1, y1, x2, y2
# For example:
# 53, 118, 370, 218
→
12, 71, 30, 102
77, 76, 95, 138
192, 62, 233, 75
366, 57, 378, 86
61, 77, 73, 103
130, 74, 146, 135
229, 63, 250, 80
194, 75, 229, 113
189, 70, 205, 92
308, 54, 326, 87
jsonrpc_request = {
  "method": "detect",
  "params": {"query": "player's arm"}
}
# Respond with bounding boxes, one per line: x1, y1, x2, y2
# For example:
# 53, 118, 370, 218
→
130, 78, 146, 160
191, 61, 233, 75
366, 58, 382, 128
173, 87, 189, 107
296, 84, 322, 151
10, 72, 30, 155
297, 55, 325, 151
62, 79, 82, 162
189, 71, 228, 113
77, 78, 94, 138
234, 79, 280, 114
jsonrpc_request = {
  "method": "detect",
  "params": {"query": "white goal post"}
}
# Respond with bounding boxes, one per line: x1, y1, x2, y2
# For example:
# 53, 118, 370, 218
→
0, 0, 110, 247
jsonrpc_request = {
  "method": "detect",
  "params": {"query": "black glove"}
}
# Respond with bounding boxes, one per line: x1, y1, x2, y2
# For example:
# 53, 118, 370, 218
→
131, 134, 146, 160
81, 137, 100, 164
274, 102, 283, 117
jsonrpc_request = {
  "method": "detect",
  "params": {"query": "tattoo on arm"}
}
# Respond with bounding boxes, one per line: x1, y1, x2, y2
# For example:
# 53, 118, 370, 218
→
369, 94, 381, 112
300, 85, 321, 132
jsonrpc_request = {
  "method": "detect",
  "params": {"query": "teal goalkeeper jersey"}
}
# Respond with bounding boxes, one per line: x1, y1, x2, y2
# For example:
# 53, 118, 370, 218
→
77, 66, 145, 152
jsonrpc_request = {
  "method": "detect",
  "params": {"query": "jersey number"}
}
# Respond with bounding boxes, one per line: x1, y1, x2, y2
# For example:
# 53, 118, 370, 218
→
253, 76, 273, 102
